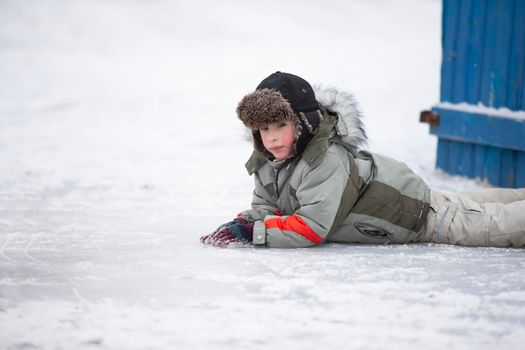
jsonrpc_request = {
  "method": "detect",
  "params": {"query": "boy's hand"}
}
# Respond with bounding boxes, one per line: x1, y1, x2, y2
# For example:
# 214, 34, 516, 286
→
200, 219, 254, 247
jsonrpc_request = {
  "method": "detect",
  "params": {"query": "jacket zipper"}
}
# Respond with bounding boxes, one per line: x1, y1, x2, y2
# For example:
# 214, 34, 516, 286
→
274, 157, 298, 197
275, 167, 282, 196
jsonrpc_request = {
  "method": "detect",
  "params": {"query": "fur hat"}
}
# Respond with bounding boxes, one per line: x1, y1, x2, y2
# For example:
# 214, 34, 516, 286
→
237, 72, 323, 158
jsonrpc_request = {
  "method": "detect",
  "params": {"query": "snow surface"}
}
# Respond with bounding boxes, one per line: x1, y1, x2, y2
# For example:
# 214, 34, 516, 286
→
1, 0, 524, 349
436, 102, 525, 120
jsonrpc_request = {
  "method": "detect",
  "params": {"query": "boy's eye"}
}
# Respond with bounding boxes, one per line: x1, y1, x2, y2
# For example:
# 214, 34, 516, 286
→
278, 122, 287, 128
260, 126, 268, 131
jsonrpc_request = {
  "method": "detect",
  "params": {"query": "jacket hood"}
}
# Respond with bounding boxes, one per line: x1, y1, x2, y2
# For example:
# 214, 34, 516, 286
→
313, 85, 367, 155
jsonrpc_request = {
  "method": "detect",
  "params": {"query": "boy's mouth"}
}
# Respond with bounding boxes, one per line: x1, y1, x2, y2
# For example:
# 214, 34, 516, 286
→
270, 146, 284, 152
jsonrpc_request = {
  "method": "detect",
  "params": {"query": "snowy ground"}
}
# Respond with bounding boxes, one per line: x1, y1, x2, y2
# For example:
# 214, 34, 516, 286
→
1, 0, 524, 349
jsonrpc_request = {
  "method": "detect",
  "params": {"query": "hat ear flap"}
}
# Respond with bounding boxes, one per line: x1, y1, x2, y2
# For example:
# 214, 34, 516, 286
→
298, 110, 323, 133
294, 110, 323, 155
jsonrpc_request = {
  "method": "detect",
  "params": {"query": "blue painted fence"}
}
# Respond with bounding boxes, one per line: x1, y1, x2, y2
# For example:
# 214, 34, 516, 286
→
423, 0, 525, 187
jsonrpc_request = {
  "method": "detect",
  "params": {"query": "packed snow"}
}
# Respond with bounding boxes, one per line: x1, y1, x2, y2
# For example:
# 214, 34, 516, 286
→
1, 0, 524, 349
435, 102, 525, 120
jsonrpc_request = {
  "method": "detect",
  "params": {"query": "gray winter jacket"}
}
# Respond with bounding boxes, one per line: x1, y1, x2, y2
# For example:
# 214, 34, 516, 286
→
240, 87, 430, 248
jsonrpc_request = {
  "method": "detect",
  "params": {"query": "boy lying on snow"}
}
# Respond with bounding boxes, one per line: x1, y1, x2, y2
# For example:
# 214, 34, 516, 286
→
201, 72, 525, 248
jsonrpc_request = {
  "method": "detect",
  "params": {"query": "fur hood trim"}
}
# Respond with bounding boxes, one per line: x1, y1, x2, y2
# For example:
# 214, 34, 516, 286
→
313, 85, 367, 154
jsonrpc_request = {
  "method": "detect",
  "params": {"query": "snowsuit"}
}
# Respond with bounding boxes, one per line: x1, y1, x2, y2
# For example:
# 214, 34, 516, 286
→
239, 86, 525, 248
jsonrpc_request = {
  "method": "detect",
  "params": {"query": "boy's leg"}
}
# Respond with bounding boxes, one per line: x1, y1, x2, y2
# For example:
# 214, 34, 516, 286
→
484, 200, 525, 247
423, 190, 525, 247
456, 188, 525, 204
422, 190, 456, 244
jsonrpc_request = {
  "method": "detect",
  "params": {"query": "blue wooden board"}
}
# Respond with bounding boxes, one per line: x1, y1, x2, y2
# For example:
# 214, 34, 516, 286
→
429, 0, 525, 187
441, 0, 524, 110
430, 107, 525, 151
435, 138, 525, 187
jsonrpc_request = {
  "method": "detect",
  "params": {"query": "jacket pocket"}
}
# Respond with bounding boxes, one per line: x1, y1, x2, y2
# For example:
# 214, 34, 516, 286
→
354, 222, 389, 238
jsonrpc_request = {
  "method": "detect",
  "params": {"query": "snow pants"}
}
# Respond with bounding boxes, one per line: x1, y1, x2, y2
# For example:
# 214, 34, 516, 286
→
422, 188, 525, 247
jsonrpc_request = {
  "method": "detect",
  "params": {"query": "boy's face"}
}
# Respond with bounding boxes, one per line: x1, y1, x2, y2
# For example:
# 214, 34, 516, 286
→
259, 120, 295, 160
